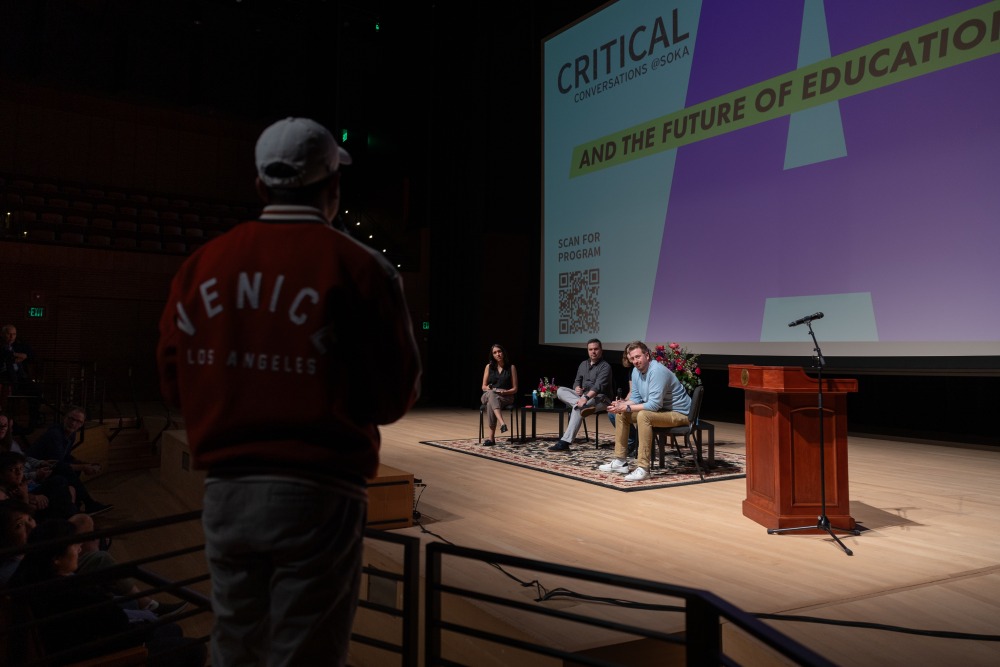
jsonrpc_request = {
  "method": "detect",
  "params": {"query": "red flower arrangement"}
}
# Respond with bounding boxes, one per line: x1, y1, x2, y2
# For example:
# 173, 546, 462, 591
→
537, 377, 558, 396
653, 342, 702, 395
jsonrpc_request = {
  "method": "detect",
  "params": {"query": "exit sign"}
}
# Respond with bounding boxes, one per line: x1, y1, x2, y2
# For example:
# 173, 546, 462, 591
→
27, 306, 45, 318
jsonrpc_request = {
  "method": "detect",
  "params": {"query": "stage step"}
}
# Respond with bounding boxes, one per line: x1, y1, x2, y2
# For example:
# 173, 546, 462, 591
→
73, 420, 161, 473
98, 413, 180, 472
102, 416, 142, 430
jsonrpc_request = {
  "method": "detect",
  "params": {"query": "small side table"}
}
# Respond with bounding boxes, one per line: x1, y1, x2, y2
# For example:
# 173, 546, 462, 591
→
519, 404, 567, 443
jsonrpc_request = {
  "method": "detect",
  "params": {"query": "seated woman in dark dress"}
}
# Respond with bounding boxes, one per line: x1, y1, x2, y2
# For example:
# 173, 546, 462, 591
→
480, 343, 518, 445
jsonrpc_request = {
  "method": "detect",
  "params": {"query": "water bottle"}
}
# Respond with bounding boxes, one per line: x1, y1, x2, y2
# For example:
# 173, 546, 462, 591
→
532, 390, 538, 408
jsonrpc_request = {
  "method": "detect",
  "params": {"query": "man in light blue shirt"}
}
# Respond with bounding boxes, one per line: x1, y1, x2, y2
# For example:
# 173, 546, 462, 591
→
600, 341, 691, 481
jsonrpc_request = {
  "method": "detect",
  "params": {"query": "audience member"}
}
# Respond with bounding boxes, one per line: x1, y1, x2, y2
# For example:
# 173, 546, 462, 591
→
68, 513, 188, 618
600, 341, 691, 481
26, 407, 112, 515
0, 498, 35, 585
3, 418, 77, 518
0, 412, 38, 459
0, 451, 47, 509
0, 412, 18, 451
548, 338, 612, 451
157, 116, 421, 667
0, 324, 44, 428
9, 519, 205, 665
0, 450, 76, 519
480, 343, 518, 445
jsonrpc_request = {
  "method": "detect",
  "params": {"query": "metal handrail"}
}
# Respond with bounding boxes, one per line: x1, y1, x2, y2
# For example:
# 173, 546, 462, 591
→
4, 511, 827, 665
1, 511, 210, 666
1, 512, 422, 666
353, 528, 422, 666
425, 541, 836, 667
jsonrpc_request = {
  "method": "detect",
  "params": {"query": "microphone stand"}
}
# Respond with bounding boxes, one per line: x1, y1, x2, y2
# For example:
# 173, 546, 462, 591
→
767, 321, 860, 556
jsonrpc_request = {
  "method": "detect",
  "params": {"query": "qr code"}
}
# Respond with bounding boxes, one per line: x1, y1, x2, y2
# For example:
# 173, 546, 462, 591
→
558, 269, 600, 334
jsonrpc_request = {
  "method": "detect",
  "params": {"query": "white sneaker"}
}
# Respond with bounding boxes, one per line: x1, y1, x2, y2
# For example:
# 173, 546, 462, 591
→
598, 458, 630, 473
624, 467, 649, 482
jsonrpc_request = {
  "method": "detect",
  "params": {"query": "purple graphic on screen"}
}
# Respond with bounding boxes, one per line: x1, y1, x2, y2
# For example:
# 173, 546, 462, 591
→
646, 0, 1000, 343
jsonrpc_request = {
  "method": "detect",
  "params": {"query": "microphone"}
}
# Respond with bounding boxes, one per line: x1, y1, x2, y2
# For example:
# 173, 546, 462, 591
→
788, 312, 824, 327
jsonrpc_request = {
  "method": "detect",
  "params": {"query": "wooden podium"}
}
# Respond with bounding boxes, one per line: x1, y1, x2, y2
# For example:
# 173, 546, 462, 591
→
729, 365, 857, 531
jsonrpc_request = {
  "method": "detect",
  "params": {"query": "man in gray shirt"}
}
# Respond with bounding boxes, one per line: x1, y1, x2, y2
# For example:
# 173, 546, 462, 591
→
549, 338, 612, 451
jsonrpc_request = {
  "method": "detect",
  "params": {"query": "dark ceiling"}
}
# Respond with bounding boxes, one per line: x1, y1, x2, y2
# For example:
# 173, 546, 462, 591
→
1, 1, 606, 128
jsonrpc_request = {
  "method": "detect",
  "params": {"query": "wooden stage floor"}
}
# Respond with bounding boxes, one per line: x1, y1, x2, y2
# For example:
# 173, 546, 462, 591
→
89, 406, 1000, 666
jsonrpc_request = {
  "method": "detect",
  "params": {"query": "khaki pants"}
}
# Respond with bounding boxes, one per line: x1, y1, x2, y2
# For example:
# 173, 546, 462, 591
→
480, 389, 513, 428
614, 409, 689, 472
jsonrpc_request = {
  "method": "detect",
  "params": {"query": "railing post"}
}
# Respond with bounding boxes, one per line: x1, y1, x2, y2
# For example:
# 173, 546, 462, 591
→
424, 543, 443, 665
400, 533, 421, 667
685, 595, 722, 666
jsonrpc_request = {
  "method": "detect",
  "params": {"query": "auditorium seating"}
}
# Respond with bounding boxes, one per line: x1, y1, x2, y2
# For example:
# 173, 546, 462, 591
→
0, 172, 256, 255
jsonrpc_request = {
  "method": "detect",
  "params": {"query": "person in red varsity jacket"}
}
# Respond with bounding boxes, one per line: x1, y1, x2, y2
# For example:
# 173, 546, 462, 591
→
156, 117, 421, 667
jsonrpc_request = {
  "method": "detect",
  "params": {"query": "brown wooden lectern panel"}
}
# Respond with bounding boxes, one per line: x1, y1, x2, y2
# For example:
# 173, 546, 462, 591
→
729, 365, 858, 531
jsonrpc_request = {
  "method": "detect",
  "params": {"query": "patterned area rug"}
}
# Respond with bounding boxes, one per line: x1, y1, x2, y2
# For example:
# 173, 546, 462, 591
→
418, 436, 745, 492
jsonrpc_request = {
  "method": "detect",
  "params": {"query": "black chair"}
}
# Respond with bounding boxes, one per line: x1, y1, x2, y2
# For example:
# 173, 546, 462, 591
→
652, 385, 706, 479
479, 402, 518, 444
578, 403, 607, 448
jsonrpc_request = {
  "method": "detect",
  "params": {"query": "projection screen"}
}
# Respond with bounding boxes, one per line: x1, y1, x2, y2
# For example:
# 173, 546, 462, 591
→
541, 0, 1000, 368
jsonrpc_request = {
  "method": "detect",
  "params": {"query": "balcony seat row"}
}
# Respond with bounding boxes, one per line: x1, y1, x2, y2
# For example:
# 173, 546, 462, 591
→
1, 174, 255, 254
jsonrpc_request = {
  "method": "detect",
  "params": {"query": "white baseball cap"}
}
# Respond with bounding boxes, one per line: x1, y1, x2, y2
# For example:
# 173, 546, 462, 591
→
255, 117, 352, 188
